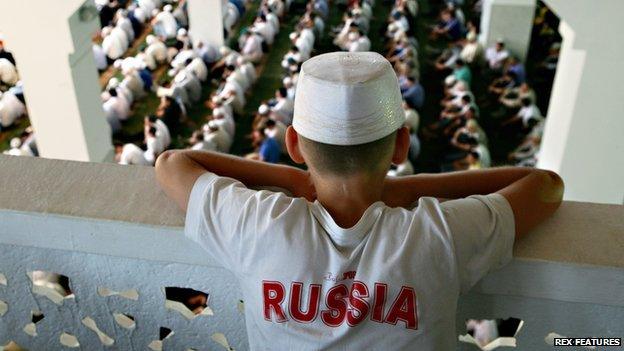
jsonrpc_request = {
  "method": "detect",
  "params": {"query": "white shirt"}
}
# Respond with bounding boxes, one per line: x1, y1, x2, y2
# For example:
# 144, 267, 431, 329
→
517, 104, 542, 127
119, 143, 150, 165
92, 44, 108, 70
155, 11, 178, 39
0, 92, 26, 128
242, 34, 263, 62
348, 36, 371, 52
185, 173, 515, 350
212, 115, 235, 138
204, 127, 232, 153
485, 47, 509, 69
271, 97, 294, 125
0, 58, 18, 86
154, 119, 171, 149
102, 33, 125, 60
146, 40, 168, 65
144, 135, 164, 164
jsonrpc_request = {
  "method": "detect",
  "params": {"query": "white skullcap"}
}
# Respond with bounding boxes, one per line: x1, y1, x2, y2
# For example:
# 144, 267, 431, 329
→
207, 120, 219, 129
348, 31, 359, 41
289, 32, 297, 41
293, 52, 404, 146
113, 59, 123, 69
108, 77, 120, 89
101, 26, 113, 37
219, 46, 231, 56
282, 76, 292, 86
444, 75, 457, 86
225, 55, 237, 67
177, 28, 187, 37
258, 104, 269, 115
164, 4, 173, 12
146, 34, 156, 45
10, 137, 21, 149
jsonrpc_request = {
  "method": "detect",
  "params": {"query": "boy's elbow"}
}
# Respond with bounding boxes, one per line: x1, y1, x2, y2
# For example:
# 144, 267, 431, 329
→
155, 150, 180, 183
535, 169, 565, 206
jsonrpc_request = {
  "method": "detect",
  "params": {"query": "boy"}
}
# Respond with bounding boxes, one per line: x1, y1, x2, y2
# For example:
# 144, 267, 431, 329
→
155, 52, 564, 350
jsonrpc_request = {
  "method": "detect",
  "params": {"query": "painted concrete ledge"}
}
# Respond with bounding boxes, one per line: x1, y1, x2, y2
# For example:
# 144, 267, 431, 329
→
0, 154, 623, 270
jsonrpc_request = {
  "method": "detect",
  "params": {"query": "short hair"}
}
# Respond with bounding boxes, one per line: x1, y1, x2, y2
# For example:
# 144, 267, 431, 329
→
265, 119, 276, 127
278, 87, 288, 98
521, 97, 532, 106
108, 88, 118, 97
147, 115, 158, 123
461, 94, 471, 103
456, 59, 465, 66
299, 131, 397, 176
149, 126, 157, 135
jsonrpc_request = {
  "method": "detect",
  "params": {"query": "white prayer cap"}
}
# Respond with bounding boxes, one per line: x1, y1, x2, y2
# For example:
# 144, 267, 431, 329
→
444, 75, 457, 86
348, 31, 359, 41
101, 26, 113, 37
258, 104, 269, 115
293, 52, 404, 146
10, 137, 21, 149
164, 4, 173, 12
289, 32, 298, 41
282, 76, 292, 86
219, 46, 232, 57
146, 34, 157, 45
177, 28, 187, 37
108, 77, 120, 89
207, 120, 219, 130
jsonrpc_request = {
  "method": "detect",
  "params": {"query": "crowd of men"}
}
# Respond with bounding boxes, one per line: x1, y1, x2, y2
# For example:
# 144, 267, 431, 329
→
1, 0, 560, 174
418, 0, 555, 171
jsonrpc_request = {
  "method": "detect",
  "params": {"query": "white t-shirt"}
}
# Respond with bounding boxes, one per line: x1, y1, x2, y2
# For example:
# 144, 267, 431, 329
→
185, 172, 515, 350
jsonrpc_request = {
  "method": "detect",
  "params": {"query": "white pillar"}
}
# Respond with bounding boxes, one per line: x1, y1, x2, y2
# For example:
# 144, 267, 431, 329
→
538, 0, 624, 205
187, 0, 225, 48
0, 0, 113, 162
479, 0, 536, 61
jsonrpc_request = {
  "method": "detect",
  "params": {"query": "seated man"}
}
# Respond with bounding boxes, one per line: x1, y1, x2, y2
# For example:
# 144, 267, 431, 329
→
155, 52, 564, 350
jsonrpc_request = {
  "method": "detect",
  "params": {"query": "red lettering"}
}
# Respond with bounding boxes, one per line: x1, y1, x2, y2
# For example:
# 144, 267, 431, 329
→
321, 284, 348, 327
370, 283, 388, 323
262, 281, 288, 322
289, 282, 321, 323
346, 281, 370, 326
385, 286, 418, 330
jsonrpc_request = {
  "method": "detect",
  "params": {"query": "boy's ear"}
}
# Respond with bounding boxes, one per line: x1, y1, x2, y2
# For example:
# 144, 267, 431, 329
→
285, 126, 306, 164
391, 126, 410, 165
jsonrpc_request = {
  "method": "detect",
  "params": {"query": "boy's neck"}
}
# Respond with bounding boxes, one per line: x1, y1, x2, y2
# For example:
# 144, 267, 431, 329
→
313, 172, 385, 229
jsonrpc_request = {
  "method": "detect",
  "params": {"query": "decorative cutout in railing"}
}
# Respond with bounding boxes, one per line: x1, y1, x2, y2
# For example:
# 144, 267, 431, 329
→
0, 243, 248, 350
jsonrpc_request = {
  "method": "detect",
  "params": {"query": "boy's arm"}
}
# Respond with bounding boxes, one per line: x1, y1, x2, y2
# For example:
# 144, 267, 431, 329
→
155, 149, 314, 211
382, 167, 564, 237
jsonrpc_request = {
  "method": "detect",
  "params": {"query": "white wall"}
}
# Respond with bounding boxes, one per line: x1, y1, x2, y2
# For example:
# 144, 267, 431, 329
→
539, 0, 624, 204
187, 0, 225, 48
0, 0, 113, 162
479, 0, 536, 61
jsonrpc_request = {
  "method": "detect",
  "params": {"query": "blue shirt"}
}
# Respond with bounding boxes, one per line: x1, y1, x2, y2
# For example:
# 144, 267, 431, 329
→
259, 137, 281, 163
402, 83, 425, 110
508, 63, 526, 86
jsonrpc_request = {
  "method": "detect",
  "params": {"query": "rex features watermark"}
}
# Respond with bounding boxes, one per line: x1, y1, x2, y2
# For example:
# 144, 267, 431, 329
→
553, 337, 621, 347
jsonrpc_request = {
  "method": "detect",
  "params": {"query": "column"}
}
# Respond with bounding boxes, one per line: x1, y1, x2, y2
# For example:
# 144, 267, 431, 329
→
0, 0, 113, 162
187, 0, 225, 48
479, 0, 536, 61
538, 0, 624, 204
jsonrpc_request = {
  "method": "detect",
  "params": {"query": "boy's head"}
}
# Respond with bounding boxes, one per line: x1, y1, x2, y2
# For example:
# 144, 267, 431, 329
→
288, 52, 409, 179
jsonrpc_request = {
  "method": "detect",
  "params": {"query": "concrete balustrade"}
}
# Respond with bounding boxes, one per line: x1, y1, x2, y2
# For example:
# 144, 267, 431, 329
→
0, 155, 622, 350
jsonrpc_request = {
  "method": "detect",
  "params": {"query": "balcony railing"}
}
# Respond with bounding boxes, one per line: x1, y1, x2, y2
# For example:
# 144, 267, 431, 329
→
0, 155, 622, 350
